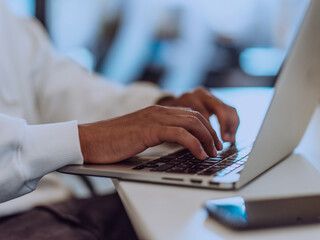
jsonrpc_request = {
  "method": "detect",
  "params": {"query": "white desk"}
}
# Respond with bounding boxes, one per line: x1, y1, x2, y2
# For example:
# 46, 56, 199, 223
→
114, 88, 320, 240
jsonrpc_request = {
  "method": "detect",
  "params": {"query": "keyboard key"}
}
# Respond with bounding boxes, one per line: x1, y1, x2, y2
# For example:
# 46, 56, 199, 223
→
197, 163, 213, 167
198, 167, 221, 176
194, 165, 212, 171
166, 167, 186, 173
144, 164, 159, 168
133, 165, 145, 170
179, 164, 193, 168
213, 165, 226, 171
167, 149, 188, 157
147, 160, 160, 164
186, 168, 202, 174
151, 164, 175, 172
204, 158, 220, 163
222, 159, 234, 164
226, 155, 238, 160
173, 158, 187, 163
160, 156, 177, 160
157, 158, 172, 162
218, 145, 239, 156
208, 156, 225, 160
188, 159, 202, 163
168, 161, 183, 165
216, 162, 231, 168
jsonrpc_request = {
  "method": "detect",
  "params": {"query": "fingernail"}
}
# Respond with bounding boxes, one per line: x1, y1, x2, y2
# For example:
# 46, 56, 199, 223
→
212, 145, 217, 156
223, 133, 231, 141
200, 146, 207, 159
217, 141, 223, 151
209, 144, 218, 157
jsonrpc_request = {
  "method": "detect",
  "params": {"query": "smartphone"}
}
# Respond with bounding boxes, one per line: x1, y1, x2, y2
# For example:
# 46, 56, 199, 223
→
205, 195, 320, 230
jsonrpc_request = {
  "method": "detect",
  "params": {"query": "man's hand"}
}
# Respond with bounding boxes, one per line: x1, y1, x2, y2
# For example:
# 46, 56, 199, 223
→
157, 87, 239, 143
78, 88, 239, 164
78, 105, 223, 164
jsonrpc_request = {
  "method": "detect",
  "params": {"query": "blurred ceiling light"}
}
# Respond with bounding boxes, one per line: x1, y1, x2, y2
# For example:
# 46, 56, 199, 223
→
239, 47, 285, 76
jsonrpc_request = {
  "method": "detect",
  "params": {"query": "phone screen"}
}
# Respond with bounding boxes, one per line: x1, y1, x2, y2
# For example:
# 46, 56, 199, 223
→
205, 195, 320, 229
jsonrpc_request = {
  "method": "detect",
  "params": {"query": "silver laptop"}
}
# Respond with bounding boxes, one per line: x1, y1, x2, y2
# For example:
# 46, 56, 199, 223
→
59, 0, 320, 190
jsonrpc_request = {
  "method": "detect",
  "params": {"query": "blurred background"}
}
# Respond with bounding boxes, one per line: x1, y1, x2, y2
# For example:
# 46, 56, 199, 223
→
5, 0, 309, 91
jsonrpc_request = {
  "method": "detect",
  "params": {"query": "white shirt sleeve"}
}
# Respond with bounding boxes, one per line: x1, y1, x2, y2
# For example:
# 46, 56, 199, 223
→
22, 16, 169, 124
0, 114, 83, 203
0, 2, 171, 203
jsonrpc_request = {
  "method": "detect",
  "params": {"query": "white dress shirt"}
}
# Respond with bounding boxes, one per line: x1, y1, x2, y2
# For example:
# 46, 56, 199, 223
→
0, 1, 166, 206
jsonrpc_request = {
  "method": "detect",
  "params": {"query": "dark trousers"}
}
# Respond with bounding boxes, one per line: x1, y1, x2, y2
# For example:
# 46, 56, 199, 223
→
0, 193, 138, 240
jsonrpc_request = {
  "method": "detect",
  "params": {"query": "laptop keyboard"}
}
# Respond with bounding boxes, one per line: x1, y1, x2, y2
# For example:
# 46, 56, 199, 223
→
132, 145, 252, 177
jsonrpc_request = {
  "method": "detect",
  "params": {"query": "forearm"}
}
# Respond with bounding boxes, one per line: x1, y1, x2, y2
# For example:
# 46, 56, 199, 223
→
0, 114, 83, 203
6, 10, 169, 124
37, 59, 170, 123
31, 28, 169, 123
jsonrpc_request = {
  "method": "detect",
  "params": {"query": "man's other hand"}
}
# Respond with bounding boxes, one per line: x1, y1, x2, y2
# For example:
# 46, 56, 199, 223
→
78, 105, 223, 164
157, 87, 239, 143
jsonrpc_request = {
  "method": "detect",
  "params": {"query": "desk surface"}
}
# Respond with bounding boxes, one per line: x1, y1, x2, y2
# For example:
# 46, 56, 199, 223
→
114, 88, 320, 240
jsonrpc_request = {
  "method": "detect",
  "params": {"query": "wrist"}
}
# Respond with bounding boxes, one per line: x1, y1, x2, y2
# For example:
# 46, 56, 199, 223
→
156, 96, 176, 106
78, 124, 90, 163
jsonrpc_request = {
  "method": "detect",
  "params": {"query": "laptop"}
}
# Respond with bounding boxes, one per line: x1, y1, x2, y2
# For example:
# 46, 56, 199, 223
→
59, 0, 320, 190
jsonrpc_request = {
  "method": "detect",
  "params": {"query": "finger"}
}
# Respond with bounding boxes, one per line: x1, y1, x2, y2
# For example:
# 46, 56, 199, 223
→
157, 126, 208, 160
217, 110, 239, 143
160, 106, 223, 150
174, 91, 212, 120
201, 96, 239, 143
194, 87, 224, 114
190, 99, 211, 120
189, 111, 223, 151
222, 110, 240, 143
157, 114, 217, 156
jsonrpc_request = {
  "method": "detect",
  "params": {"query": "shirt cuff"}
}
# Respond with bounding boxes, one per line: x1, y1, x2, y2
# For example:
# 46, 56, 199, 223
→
20, 120, 83, 188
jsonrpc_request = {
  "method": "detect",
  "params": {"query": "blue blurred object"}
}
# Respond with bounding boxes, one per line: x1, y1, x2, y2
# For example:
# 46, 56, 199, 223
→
239, 47, 286, 76
66, 47, 96, 71
5, 0, 309, 88
4, 0, 35, 16
206, 197, 248, 228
